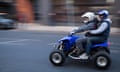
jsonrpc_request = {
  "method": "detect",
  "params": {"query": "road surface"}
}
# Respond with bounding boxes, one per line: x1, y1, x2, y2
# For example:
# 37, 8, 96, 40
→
0, 30, 120, 72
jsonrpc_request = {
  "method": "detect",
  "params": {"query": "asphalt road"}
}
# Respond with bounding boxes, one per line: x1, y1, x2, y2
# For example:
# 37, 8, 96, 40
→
0, 30, 120, 72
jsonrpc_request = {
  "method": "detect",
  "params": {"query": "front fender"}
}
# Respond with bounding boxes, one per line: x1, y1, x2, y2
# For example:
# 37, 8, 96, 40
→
58, 35, 79, 51
59, 35, 79, 44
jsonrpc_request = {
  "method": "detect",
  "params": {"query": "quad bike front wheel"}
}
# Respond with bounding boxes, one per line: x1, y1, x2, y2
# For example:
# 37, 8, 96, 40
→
92, 51, 111, 69
49, 49, 66, 66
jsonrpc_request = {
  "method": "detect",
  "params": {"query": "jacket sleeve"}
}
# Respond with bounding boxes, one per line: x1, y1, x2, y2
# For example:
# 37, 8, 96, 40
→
72, 22, 96, 33
90, 22, 108, 34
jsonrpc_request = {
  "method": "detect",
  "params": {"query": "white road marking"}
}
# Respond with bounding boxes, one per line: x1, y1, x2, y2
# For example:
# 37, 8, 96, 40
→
110, 42, 120, 46
0, 39, 29, 44
0, 38, 40, 41
0, 38, 41, 45
111, 50, 120, 54
48, 43, 56, 45
1, 43, 25, 45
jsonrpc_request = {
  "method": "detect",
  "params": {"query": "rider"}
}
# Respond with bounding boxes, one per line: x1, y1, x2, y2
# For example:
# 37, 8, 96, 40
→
70, 10, 112, 59
70, 12, 98, 58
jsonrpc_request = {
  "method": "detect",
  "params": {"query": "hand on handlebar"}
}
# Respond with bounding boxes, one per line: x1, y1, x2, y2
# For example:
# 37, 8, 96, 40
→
85, 31, 91, 36
69, 32, 75, 36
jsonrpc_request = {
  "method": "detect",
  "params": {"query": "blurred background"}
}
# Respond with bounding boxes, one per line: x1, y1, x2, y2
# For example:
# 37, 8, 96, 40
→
0, 1, 120, 72
0, 0, 119, 27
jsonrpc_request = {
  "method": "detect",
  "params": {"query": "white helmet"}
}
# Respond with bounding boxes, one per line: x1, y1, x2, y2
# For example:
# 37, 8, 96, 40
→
81, 12, 95, 23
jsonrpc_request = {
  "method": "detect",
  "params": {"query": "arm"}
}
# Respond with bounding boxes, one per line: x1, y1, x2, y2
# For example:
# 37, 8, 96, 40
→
72, 22, 96, 33
90, 22, 108, 34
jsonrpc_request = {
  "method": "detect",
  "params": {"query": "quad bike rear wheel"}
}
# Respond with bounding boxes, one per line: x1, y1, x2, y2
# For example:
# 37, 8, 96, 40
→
92, 51, 111, 69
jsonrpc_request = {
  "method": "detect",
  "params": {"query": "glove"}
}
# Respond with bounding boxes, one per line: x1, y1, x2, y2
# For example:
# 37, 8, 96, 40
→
85, 31, 91, 36
69, 32, 75, 36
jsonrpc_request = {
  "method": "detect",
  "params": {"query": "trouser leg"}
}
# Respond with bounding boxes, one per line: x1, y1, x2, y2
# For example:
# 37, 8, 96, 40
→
85, 38, 92, 55
85, 37, 105, 55
76, 38, 87, 49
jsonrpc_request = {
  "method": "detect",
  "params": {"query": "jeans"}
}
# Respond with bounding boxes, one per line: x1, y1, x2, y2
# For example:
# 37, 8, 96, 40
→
76, 36, 106, 55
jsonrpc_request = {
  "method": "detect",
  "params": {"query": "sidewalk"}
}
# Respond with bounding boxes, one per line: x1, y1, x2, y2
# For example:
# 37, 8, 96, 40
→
17, 23, 120, 33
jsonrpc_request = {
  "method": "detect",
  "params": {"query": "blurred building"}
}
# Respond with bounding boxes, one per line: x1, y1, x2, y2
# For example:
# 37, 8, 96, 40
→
0, 0, 16, 19
29, 0, 114, 26
0, 0, 34, 22
114, 0, 120, 27
50, 0, 114, 26
1, 0, 119, 27
15, 0, 34, 23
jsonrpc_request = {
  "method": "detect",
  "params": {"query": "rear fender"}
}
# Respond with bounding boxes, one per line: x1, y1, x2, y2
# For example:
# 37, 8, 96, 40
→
92, 42, 108, 48
91, 46, 110, 54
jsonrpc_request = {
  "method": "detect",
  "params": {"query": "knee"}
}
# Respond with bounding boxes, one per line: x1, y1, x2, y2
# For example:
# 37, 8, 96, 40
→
76, 38, 85, 44
76, 38, 81, 43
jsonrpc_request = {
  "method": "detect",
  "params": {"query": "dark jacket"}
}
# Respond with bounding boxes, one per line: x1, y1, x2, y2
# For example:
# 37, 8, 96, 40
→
72, 19, 98, 33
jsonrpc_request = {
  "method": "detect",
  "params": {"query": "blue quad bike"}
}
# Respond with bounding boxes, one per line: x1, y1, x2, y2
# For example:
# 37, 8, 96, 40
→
49, 35, 111, 69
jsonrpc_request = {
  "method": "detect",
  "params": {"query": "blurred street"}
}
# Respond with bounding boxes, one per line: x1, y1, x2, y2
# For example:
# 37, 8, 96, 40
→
0, 30, 120, 72
17, 23, 120, 33
0, 0, 120, 72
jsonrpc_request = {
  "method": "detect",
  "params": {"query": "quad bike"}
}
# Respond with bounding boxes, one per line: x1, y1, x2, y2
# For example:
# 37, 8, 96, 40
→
49, 35, 111, 69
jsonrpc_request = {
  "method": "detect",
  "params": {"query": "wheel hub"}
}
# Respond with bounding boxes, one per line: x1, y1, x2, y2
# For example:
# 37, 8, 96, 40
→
52, 53, 62, 64
97, 56, 107, 67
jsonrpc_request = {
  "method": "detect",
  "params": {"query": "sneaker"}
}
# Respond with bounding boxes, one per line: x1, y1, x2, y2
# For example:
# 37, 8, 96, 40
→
71, 52, 79, 57
79, 53, 88, 59
70, 48, 80, 57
